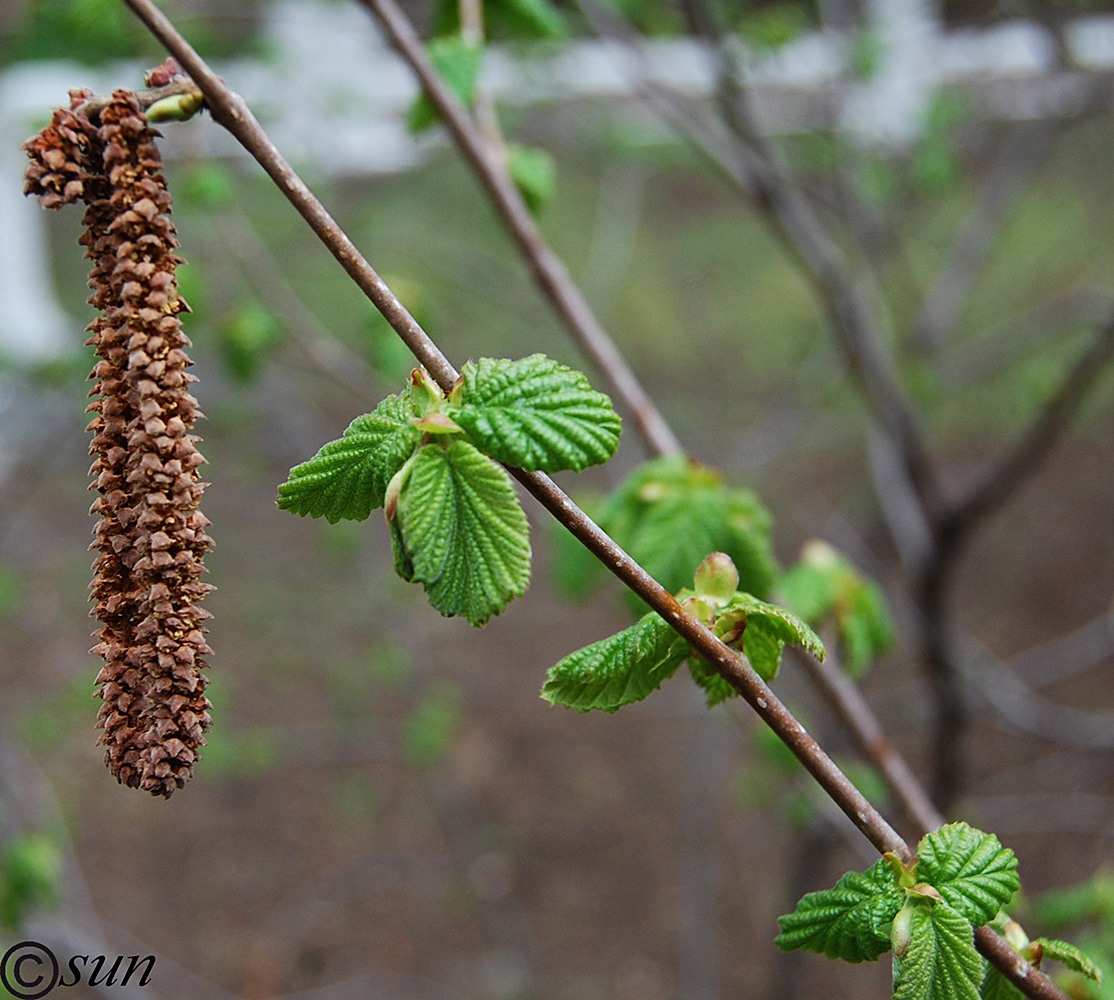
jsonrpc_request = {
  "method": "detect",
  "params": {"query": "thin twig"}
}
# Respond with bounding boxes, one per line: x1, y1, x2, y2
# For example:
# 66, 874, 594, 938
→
357, 0, 684, 459
210, 207, 378, 400
1006, 596, 1114, 689
116, 4, 1072, 996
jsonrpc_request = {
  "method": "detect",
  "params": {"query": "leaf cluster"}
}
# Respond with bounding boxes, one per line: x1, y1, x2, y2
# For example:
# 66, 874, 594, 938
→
777, 822, 1102, 1000
278, 354, 619, 625
542, 552, 823, 712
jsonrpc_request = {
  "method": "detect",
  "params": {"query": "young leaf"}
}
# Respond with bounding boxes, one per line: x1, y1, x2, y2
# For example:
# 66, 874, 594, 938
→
776, 857, 903, 963
892, 898, 983, 1000
717, 592, 826, 683
542, 612, 688, 712
1030, 938, 1104, 983
278, 393, 421, 523
917, 824, 1020, 927
687, 659, 736, 707
594, 456, 778, 604
394, 441, 531, 626
408, 36, 483, 133
452, 354, 621, 472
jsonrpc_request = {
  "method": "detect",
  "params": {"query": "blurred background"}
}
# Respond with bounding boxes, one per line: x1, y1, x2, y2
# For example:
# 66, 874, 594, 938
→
2, 0, 1114, 997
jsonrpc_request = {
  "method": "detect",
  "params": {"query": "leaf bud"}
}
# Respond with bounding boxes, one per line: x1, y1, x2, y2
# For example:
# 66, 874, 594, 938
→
694, 551, 738, 607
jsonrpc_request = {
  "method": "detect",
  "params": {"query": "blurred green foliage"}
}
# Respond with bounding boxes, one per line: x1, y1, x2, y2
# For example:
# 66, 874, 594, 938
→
403, 680, 463, 767
0, 833, 62, 932
1, 0, 263, 64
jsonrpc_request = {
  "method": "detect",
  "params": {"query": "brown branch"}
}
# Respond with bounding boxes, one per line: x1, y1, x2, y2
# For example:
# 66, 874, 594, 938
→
356, 0, 683, 459
116, 4, 1072, 997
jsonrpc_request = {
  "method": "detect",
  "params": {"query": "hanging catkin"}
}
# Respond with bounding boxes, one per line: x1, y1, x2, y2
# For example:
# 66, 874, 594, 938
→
24, 86, 213, 797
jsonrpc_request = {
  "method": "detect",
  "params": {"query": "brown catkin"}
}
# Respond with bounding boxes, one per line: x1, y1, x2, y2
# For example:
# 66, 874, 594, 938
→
24, 88, 213, 797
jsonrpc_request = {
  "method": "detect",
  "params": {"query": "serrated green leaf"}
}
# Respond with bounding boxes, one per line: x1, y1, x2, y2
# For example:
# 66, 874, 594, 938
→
394, 441, 531, 626
278, 393, 421, 523
917, 824, 1020, 927
595, 456, 777, 606
542, 612, 688, 712
408, 36, 483, 133
979, 965, 1025, 1000
687, 658, 736, 706
719, 592, 826, 682
507, 142, 556, 215
893, 898, 983, 1000
776, 857, 903, 963
1032, 938, 1104, 983
452, 354, 621, 472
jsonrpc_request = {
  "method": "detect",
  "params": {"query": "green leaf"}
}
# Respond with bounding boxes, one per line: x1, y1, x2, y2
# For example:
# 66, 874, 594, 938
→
687, 658, 736, 707
776, 857, 903, 963
408, 35, 483, 133
778, 540, 894, 677
979, 966, 1025, 1000
595, 456, 778, 604
892, 898, 983, 1000
403, 681, 463, 767
452, 354, 621, 472
278, 392, 421, 523
542, 612, 688, 712
394, 440, 531, 626
917, 824, 1020, 927
1031, 938, 1104, 983
715, 592, 825, 683
507, 142, 556, 215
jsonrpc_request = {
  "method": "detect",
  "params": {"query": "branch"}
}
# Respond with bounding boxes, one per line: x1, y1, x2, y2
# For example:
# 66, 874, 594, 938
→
355, 0, 683, 459
116, 4, 1073, 997
942, 312, 1114, 550
961, 634, 1114, 750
